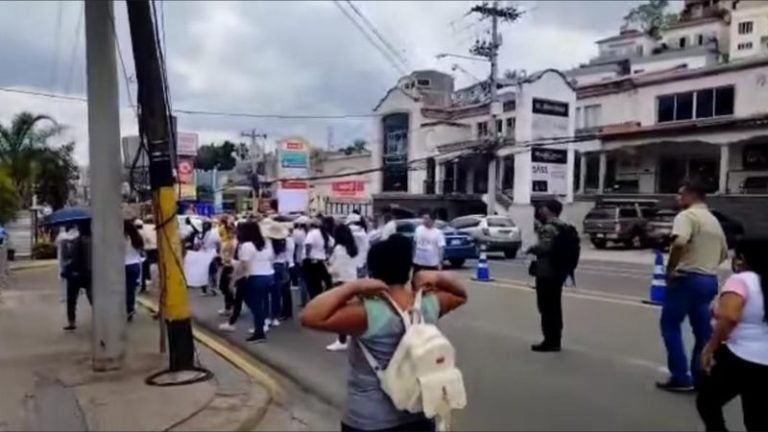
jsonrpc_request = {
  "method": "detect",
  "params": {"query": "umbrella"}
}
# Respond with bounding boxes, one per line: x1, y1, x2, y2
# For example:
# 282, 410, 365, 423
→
43, 207, 91, 226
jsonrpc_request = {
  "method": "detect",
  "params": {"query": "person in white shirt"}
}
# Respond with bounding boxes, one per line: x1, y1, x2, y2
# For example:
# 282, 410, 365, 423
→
379, 212, 397, 241
303, 218, 334, 299
292, 216, 309, 305
219, 221, 274, 343
264, 220, 292, 327
124, 220, 145, 322
412, 212, 446, 275
197, 221, 221, 296
55, 225, 77, 302
326, 223, 360, 352
136, 218, 157, 293
346, 214, 370, 278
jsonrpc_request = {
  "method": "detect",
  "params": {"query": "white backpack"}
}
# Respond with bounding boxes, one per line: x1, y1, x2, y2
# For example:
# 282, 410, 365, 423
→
358, 290, 467, 430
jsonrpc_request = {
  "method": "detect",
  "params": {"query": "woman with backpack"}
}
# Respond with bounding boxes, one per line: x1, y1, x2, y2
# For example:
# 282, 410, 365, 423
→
301, 234, 468, 432
124, 219, 144, 322
325, 223, 360, 352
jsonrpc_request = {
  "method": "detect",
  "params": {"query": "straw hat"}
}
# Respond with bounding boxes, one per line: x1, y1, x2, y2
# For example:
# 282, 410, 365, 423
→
262, 220, 289, 240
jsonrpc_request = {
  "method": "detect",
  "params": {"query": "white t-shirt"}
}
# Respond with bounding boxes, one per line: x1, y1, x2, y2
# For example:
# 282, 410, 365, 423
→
200, 229, 220, 252
720, 272, 768, 365
306, 228, 334, 261
329, 244, 359, 283
275, 237, 295, 265
413, 225, 446, 267
141, 224, 158, 251
125, 238, 143, 265
293, 229, 306, 263
350, 225, 369, 270
380, 220, 397, 241
238, 241, 275, 276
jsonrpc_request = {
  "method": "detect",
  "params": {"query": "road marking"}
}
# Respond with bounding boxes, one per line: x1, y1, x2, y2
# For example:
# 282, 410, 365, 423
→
487, 259, 651, 279
136, 297, 282, 396
491, 276, 649, 303
463, 276, 657, 309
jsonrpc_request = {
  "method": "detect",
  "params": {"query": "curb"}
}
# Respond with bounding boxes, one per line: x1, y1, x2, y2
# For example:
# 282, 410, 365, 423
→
9, 261, 58, 272
135, 297, 281, 430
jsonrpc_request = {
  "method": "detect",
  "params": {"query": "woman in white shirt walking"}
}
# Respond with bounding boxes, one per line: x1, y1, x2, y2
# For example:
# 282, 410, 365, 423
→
346, 214, 370, 279
124, 220, 144, 322
697, 236, 768, 431
303, 218, 334, 300
326, 223, 360, 352
263, 220, 293, 327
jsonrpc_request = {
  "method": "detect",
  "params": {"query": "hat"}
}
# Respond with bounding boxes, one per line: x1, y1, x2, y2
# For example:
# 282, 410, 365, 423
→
294, 215, 310, 225
263, 221, 289, 240
133, 218, 143, 227
346, 213, 361, 225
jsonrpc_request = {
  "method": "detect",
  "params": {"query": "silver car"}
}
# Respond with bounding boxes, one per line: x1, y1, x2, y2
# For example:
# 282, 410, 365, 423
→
450, 215, 522, 258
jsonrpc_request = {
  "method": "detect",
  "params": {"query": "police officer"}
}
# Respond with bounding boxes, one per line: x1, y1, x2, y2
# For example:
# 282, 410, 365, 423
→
526, 200, 568, 353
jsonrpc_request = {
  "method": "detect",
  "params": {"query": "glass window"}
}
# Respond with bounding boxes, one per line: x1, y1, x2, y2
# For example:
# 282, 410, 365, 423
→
584, 105, 602, 128
416, 79, 431, 87
487, 217, 514, 227
696, 88, 714, 118
505, 118, 516, 137
496, 119, 503, 135
737, 42, 753, 51
658, 95, 675, 123
675, 92, 694, 121
715, 86, 735, 117
585, 209, 615, 220
502, 100, 516, 112
679, 36, 687, 49
619, 208, 637, 218
738, 21, 753, 35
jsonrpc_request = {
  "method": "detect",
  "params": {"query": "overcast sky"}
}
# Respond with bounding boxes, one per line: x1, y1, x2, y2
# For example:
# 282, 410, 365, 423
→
0, 0, 648, 164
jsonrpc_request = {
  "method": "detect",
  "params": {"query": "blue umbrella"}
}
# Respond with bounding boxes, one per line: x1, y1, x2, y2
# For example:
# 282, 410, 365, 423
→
44, 207, 91, 226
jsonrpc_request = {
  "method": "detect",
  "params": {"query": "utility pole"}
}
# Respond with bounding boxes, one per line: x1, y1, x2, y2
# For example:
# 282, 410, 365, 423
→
241, 129, 267, 213
468, 1, 521, 215
126, 0, 200, 375
84, 0, 126, 372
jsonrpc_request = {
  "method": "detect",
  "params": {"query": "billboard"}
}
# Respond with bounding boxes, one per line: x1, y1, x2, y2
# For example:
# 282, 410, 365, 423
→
276, 138, 311, 213
331, 180, 366, 201
177, 132, 199, 156
531, 97, 570, 141
531, 148, 567, 196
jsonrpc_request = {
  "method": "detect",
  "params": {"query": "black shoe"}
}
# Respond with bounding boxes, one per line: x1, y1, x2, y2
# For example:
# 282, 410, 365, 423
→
63, 324, 76, 331
531, 342, 561, 352
246, 334, 267, 344
655, 379, 694, 393
127, 312, 135, 323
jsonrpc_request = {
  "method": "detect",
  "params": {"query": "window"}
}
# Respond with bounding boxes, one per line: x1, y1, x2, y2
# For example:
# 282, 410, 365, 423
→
487, 217, 514, 227
679, 36, 688, 49
697, 34, 705, 46
738, 21, 753, 35
575, 107, 582, 128
476, 121, 489, 138
657, 85, 735, 123
451, 217, 480, 229
634, 69, 645, 74
583, 104, 602, 128
737, 42, 753, 50
502, 100, 516, 112
495, 119, 503, 136
505, 117, 516, 137
635, 45, 644, 56
416, 79, 431, 87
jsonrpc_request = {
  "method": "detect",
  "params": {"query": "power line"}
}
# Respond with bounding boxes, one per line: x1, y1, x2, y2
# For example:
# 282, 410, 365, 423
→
344, 1, 409, 70
333, 0, 406, 76
63, 2, 85, 95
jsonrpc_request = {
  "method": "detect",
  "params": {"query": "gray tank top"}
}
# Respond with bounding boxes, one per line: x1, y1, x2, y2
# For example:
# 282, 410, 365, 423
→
343, 293, 440, 430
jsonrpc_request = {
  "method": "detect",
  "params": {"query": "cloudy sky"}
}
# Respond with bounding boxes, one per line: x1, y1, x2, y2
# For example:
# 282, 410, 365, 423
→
0, 0, 646, 164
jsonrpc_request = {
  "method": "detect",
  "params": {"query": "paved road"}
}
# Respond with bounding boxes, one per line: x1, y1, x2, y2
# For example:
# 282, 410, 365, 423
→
190, 261, 744, 431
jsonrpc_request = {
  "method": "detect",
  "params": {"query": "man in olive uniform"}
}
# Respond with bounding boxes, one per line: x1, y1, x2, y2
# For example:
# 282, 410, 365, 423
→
526, 200, 568, 352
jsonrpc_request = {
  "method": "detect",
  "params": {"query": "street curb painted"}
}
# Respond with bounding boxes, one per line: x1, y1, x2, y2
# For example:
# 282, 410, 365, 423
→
135, 297, 280, 431
9, 260, 58, 272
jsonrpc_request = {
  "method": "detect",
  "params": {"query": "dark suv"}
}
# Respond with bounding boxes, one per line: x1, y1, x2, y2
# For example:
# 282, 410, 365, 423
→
583, 201, 657, 249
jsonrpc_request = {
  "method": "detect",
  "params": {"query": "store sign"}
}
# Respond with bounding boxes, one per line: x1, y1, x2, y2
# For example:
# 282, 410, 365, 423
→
178, 184, 197, 200
531, 97, 570, 141
177, 132, 199, 156
280, 180, 309, 189
177, 159, 194, 184
280, 151, 308, 169
531, 148, 567, 196
331, 180, 366, 200
532, 98, 569, 117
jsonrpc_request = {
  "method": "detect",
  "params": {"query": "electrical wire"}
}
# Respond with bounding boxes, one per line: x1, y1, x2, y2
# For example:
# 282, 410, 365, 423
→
332, 0, 406, 76
344, 1, 409, 70
64, 2, 85, 95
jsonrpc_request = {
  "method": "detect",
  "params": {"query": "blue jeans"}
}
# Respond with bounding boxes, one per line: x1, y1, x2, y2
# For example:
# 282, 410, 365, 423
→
660, 272, 718, 386
125, 263, 141, 315
244, 275, 272, 336
267, 264, 287, 320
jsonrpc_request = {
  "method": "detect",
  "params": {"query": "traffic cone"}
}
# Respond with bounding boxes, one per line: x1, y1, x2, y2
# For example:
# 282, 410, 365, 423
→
472, 246, 494, 282
643, 249, 666, 306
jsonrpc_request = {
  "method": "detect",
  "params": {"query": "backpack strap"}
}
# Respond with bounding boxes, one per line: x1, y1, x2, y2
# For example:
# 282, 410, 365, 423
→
357, 340, 385, 380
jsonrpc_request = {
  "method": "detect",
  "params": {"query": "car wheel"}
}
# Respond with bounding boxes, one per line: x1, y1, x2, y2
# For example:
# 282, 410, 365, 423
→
504, 248, 518, 259
591, 238, 607, 249
449, 259, 465, 268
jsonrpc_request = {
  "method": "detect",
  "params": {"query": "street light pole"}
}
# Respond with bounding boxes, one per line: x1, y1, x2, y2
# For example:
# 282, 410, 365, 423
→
84, 0, 126, 372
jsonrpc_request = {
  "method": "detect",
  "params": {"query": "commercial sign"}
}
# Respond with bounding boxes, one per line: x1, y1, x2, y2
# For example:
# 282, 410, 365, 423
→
277, 137, 311, 213
331, 180, 366, 200
531, 148, 567, 196
177, 132, 199, 156
177, 159, 194, 184
531, 97, 570, 141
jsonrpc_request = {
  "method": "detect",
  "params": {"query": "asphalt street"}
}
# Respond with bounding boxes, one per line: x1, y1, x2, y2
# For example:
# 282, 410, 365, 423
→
190, 256, 744, 431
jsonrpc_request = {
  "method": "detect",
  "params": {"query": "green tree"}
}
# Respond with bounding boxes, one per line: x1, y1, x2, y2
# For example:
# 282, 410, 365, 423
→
194, 140, 238, 171
341, 139, 369, 155
623, 0, 678, 40
0, 169, 20, 224
0, 112, 63, 207
34, 142, 78, 210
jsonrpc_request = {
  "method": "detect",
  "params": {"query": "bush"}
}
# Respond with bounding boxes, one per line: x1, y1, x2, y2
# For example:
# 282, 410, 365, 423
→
31, 241, 57, 260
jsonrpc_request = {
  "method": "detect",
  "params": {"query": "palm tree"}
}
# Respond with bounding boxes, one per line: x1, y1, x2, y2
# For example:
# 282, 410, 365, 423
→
0, 112, 63, 207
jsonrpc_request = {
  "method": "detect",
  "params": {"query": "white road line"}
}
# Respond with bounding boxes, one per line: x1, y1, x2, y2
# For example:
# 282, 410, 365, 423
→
486, 259, 652, 279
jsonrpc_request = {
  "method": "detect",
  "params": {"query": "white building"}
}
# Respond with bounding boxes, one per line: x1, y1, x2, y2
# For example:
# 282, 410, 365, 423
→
310, 150, 374, 216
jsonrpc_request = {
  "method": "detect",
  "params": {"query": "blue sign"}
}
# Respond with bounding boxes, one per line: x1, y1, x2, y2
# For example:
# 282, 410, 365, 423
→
280, 151, 308, 168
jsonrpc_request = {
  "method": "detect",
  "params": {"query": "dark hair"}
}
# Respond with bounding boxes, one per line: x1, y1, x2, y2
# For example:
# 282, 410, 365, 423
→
542, 199, 563, 217
734, 236, 768, 323
368, 234, 412, 285
334, 224, 358, 258
272, 238, 287, 256
238, 221, 266, 251
124, 219, 144, 250
421, 211, 434, 219
320, 216, 335, 249
680, 180, 707, 199
383, 212, 394, 223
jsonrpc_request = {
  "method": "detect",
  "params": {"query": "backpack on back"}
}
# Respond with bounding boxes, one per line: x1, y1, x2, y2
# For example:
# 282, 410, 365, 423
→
550, 222, 581, 282
358, 291, 467, 430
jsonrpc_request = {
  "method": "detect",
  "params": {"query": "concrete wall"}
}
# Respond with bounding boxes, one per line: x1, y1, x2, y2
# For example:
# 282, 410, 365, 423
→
630, 50, 718, 75
663, 21, 729, 52
729, 4, 768, 60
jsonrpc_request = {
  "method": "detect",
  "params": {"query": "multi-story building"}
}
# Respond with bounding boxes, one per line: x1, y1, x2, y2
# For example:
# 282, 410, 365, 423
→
309, 150, 374, 216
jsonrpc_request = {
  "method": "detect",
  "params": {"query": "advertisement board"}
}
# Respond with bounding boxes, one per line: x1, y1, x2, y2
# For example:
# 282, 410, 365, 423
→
277, 138, 311, 213
177, 132, 199, 156
331, 180, 366, 201
531, 148, 567, 196
531, 97, 570, 141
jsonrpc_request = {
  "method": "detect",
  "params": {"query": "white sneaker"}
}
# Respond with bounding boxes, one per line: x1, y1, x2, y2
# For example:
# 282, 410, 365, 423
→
271, 319, 281, 327
263, 324, 270, 334
218, 323, 236, 332
264, 318, 272, 326
325, 340, 348, 352
217, 309, 231, 316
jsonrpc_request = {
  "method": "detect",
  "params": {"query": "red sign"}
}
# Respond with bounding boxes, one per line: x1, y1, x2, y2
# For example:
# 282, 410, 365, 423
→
177, 159, 194, 184
331, 180, 365, 198
285, 141, 304, 151
281, 180, 309, 190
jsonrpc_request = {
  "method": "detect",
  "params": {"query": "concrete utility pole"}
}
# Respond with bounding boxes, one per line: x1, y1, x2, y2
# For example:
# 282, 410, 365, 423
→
84, 0, 126, 372
468, 0, 521, 216
241, 129, 267, 211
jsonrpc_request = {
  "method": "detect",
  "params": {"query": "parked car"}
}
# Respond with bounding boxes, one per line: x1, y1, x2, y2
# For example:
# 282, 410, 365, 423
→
647, 208, 745, 249
583, 201, 657, 249
449, 215, 522, 258
394, 219, 478, 268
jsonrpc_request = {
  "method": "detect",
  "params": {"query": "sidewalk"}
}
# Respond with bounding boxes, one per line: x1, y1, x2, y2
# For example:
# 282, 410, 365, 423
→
0, 267, 273, 431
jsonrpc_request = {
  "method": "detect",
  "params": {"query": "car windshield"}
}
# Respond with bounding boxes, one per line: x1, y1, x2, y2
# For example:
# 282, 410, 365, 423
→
487, 217, 514, 227
585, 209, 615, 220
